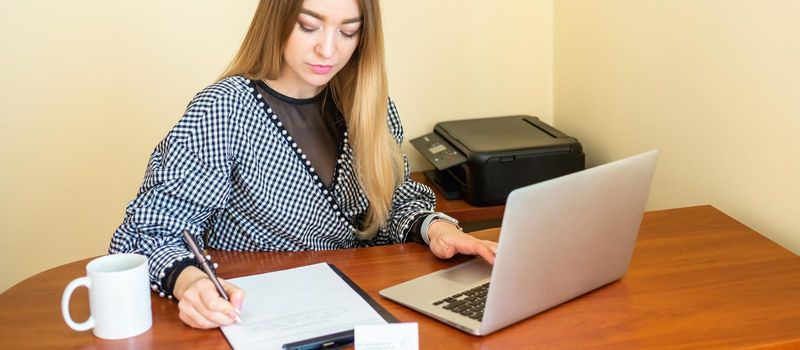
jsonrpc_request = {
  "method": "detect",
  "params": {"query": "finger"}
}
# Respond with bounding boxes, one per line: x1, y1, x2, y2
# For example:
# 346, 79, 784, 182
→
181, 279, 234, 326
483, 240, 498, 255
436, 238, 456, 259
474, 243, 496, 265
197, 284, 239, 325
442, 245, 456, 258
429, 239, 455, 259
446, 234, 481, 255
447, 235, 497, 263
449, 236, 491, 261
219, 278, 245, 315
178, 299, 218, 329
181, 286, 233, 328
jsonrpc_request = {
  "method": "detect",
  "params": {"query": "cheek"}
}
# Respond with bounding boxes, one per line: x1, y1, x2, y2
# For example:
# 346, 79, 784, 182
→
284, 34, 312, 59
339, 41, 360, 61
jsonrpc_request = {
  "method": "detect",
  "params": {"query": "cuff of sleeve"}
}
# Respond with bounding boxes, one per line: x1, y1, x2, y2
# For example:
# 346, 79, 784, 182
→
401, 210, 432, 244
148, 246, 196, 299
407, 212, 430, 244
161, 259, 197, 297
420, 213, 438, 245
420, 212, 461, 245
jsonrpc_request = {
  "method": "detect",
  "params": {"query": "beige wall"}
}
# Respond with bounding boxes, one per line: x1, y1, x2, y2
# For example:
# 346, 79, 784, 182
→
554, 1, 800, 254
382, 1, 553, 168
0, 1, 552, 292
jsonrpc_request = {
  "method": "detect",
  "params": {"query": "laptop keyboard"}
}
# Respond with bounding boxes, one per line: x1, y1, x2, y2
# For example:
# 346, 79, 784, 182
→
432, 282, 490, 321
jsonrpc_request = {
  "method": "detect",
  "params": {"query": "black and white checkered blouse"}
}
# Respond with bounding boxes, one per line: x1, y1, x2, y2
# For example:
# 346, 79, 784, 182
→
109, 76, 436, 295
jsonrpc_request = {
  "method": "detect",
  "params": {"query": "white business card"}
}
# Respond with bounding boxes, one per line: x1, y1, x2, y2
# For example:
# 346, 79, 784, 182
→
354, 322, 419, 350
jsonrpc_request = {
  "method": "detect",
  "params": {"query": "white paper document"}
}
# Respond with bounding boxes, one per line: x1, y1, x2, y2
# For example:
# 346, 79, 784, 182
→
355, 323, 419, 350
221, 263, 388, 350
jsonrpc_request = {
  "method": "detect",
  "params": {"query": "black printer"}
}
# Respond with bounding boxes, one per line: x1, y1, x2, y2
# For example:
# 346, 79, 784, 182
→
411, 115, 585, 206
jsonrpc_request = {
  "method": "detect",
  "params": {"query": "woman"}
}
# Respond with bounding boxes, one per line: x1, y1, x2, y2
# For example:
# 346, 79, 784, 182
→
109, 0, 497, 329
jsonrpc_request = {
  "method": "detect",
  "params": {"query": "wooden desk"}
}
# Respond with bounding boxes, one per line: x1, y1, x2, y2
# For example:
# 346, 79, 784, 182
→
2, 206, 800, 349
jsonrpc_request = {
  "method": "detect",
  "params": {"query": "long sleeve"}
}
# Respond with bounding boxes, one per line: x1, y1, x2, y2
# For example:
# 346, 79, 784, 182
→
371, 98, 437, 245
109, 88, 243, 295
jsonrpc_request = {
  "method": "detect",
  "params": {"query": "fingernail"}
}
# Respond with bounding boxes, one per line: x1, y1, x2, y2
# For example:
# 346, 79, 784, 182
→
235, 308, 242, 315
235, 315, 242, 324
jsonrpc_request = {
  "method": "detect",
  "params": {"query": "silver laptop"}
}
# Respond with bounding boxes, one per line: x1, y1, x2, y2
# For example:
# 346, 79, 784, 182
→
380, 150, 658, 335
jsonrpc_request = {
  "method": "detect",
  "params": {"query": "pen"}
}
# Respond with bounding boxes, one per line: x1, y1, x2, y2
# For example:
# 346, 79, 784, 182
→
181, 230, 241, 323
282, 330, 354, 350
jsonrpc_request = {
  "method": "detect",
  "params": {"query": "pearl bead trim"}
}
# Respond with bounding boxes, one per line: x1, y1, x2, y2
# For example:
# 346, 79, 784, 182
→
152, 252, 229, 301
246, 78, 357, 230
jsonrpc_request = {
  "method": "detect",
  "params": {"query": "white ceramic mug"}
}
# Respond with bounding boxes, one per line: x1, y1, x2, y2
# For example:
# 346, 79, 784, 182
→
61, 253, 153, 339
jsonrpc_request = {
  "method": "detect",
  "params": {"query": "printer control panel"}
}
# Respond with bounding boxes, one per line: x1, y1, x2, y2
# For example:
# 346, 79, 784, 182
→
410, 132, 467, 171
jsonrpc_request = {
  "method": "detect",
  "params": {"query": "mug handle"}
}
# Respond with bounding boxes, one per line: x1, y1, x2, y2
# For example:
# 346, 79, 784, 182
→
61, 276, 95, 331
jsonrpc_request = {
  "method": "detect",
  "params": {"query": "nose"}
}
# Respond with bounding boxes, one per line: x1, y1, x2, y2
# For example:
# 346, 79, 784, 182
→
316, 28, 335, 59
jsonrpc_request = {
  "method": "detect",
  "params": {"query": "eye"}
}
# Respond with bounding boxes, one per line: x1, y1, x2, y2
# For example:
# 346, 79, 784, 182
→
340, 30, 359, 39
298, 22, 319, 33
339, 25, 361, 39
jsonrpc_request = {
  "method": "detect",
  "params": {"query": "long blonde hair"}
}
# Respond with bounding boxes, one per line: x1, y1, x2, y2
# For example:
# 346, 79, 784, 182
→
222, 0, 402, 239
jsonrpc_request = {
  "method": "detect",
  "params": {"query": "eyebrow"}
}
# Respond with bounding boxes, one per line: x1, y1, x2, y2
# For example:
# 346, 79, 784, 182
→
300, 9, 363, 24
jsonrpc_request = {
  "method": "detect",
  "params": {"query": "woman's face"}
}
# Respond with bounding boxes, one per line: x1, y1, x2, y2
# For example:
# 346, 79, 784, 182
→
275, 0, 362, 98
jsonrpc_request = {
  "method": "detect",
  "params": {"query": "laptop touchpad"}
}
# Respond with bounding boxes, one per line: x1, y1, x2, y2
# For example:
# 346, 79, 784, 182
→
439, 259, 492, 286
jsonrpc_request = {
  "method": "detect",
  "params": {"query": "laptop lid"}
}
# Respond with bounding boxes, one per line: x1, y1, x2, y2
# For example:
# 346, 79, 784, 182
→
381, 150, 658, 335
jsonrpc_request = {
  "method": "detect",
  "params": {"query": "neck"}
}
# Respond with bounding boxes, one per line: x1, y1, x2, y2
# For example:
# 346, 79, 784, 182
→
263, 79, 324, 99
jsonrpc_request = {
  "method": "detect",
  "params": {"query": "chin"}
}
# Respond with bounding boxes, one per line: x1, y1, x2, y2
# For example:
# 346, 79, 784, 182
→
303, 73, 337, 87
303, 81, 332, 91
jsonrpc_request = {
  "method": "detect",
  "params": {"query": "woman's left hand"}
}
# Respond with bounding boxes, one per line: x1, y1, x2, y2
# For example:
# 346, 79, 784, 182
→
427, 221, 498, 264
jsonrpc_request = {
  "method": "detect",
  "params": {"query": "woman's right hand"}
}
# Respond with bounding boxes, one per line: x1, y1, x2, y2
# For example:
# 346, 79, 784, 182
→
173, 266, 245, 329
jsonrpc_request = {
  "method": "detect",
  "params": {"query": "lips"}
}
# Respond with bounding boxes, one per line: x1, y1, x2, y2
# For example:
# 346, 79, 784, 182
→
308, 64, 334, 74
